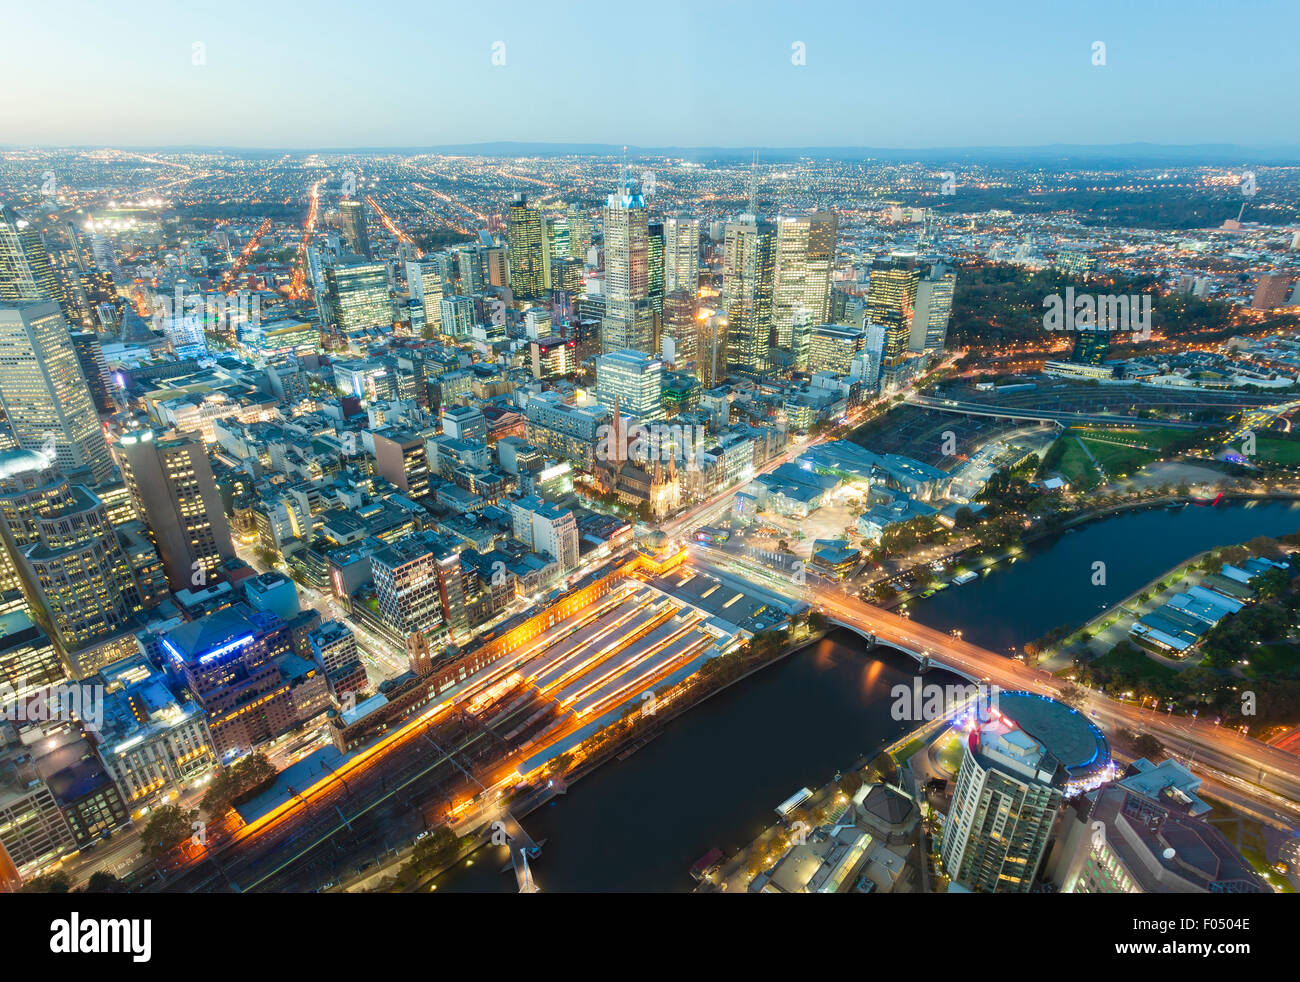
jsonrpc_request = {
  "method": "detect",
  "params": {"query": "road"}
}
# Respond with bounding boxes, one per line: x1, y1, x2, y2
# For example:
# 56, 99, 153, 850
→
683, 544, 1300, 823
804, 581, 1300, 819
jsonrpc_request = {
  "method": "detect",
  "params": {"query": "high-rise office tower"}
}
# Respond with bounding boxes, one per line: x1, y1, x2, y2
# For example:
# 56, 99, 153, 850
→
602, 180, 655, 354
510, 495, 579, 573
908, 264, 956, 355
662, 289, 698, 369
771, 210, 837, 351
664, 215, 701, 296
481, 244, 509, 288
595, 348, 665, 422
324, 261, 392, 331
648, 220, 665, 326
79, 267, 123, 334
722, 217, 776, 378
370, 532, 466, 645
0, 207, 67, 314
0, 448, 53, 602
543, 215, 571, 290
406, 258, 444, 336
162, 605, 297, 757
69, 331, 114, 414
1050, 767, 1268, 893
439, 295, 475, 338
697, 313, 727, 388
0, 609, 62, 700
789, 307, 814, 371
866, 254, 921, 369
507, 194, 546, 300
566, 205, 592, 264
861, 323, 887, 391
940, 708, 1068, 893
0, 302, 113, 485
807, 324, 866, 375
0, 455, 142, 673
113, 428, 234, 593
339, 199, 371, 259
546, 215, 571, 264
454, 245, 484, 295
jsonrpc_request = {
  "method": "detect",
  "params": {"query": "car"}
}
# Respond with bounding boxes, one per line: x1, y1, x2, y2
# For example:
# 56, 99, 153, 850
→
414, 830, 430, 843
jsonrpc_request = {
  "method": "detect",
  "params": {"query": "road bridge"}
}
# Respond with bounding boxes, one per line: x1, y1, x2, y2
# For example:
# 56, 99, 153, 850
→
826, 619, 981, 684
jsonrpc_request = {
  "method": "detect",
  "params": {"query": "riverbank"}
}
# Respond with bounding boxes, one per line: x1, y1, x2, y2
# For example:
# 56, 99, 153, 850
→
371, 625, 832, 893
879, 489, 1300, 613
425, 499, 1300, 892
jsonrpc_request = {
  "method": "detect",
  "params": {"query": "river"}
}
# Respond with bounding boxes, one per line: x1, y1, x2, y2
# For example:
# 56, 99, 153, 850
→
432, 498, 1300, 892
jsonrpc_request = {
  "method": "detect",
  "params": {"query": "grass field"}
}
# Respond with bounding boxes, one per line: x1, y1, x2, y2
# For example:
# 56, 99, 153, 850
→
1050, 437, 1103, 490
1064, 425, 1200, 482
892, 738, 925, 766
1252, 436, 1300, 465
1083, 439, 1156, 479
1073, 426, 1189, 452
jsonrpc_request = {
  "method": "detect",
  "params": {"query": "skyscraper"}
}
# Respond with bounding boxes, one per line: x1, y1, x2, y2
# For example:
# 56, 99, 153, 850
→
664, 215, 701, 296
940, 700, 1077, 893
0, 207, 68, 320
596, 349, 665, 422
648, 219, 665, 326
372, 428, 432, 500
406, 257, 444, 336
69, 331, 115, 414
771, 210, 837, 350
369, 532, 466, 645
113, 428, 234, 592
507, 194, 545, 300
662, 289, 698, 369
324, 261, 392, 331
339, 199, 371, 259
0, 455, 143, 675
866, 254, 920, 369
566, 205, 592, 264
722, 217, 776, 378
908, 264, 956, 355
602, 180, 655, 354
0, 302, 113, 485
807, 324, 866, 375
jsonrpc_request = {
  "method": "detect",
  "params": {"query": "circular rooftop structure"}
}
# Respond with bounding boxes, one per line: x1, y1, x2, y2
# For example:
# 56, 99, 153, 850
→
995, 691, 1110, 782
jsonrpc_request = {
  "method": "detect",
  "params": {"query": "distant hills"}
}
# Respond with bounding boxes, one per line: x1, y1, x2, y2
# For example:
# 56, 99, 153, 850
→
6, 142, 1300, 166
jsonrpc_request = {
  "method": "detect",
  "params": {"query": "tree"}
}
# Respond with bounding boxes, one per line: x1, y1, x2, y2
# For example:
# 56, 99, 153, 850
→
22, 870, 71, 893
807, 610, 829, 633
1057, 683, 1086, 708
868, 751, 898, 785
203, 752, 277, 817
140, 804, 199, 861
1133, 733, 1164, 759
84, 871, 127, 894
838, 771, 864, 799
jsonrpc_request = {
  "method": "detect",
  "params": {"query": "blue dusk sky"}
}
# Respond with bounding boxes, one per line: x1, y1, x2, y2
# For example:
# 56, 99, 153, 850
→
3, 0, 1297, 149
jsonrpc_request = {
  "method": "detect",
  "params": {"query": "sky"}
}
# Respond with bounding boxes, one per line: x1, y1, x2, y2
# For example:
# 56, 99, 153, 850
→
4, 0, 1298, 150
